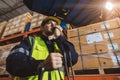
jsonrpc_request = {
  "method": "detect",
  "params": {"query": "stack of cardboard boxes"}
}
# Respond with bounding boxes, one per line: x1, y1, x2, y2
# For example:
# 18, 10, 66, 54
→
1, 12, 32, 39
67, 17, 120, 71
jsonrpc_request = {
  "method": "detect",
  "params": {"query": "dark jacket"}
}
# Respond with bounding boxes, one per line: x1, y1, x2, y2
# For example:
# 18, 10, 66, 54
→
6, 35, 78, 77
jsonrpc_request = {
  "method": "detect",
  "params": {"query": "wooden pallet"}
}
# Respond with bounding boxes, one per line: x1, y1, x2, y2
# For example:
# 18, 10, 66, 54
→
0, 66, 8, 76
1, 27, 25, 39
0, 21, 7, 39
1, 12, 32, 39
30, 12, 47, 31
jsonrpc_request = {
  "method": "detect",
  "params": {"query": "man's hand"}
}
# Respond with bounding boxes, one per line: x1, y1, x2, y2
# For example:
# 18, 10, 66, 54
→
54, 25, 63, 38
48, 25, 63, 40
41, 53, 63, 70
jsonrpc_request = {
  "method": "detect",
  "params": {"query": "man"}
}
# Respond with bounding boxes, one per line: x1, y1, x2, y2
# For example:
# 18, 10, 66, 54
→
6, 16, 78, 80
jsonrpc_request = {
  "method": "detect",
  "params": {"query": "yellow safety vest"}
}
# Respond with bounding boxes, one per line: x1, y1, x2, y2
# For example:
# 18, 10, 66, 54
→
14, 37, 64, 80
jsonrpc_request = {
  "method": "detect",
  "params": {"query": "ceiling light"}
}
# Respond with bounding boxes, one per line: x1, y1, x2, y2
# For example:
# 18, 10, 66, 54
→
105, 1, 113, 11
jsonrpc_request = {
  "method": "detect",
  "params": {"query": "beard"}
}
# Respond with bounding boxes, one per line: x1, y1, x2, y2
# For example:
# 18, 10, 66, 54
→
42, 27, 54, 36
44, 31, 53, 36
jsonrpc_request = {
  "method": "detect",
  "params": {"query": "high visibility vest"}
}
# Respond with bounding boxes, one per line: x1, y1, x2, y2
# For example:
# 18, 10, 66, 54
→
14, 37, 64, 80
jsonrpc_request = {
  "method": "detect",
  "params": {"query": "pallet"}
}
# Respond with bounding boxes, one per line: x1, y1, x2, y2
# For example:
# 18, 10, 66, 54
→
1, 12, 32, 39
1, 27, 25, 39
0, 66, 9, 77
0, 21, 7, 39
30, 12, 47, 31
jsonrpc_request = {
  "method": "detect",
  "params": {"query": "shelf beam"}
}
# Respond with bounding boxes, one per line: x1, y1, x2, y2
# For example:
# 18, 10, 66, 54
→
0, 28, 41, 45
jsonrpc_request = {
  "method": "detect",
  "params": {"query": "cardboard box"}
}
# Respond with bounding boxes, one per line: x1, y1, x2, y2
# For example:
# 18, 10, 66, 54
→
83, 55, 99, 69
98, 28, 120, 42
83, 54, 114, 69
100, 18, 120, 30
99, 54, 114, 68
67, 28, 79, 38
30, 12, 47, 30
72, 56, 82, 70
80, 33, 111, 54
79, 25, 94, 35
0, 21, 7, 39
78, 17, 120, 35
109, 39, 120, 51
68, 37, 81, 55
2, 12, 32, 38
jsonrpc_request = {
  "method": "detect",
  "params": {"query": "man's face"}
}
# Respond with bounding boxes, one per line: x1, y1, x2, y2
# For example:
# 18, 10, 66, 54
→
42, 20, 58, 36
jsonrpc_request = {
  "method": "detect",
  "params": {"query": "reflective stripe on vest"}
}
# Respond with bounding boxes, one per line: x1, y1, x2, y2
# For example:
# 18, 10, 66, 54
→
14, 37, 64, 80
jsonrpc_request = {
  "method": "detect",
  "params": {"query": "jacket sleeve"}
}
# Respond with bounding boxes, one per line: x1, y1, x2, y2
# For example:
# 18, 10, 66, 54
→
6, 37, 41, 77
55, 36, 78, 66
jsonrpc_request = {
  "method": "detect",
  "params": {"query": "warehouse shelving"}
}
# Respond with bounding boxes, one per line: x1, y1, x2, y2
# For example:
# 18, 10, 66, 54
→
0, 28, 41, 46
0, 16, 120, 80
0, 74, 120, 80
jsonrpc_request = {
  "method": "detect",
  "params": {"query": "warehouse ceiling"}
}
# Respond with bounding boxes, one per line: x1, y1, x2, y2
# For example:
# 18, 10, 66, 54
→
0, 0, 32, 22
0, 0, 120, 27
